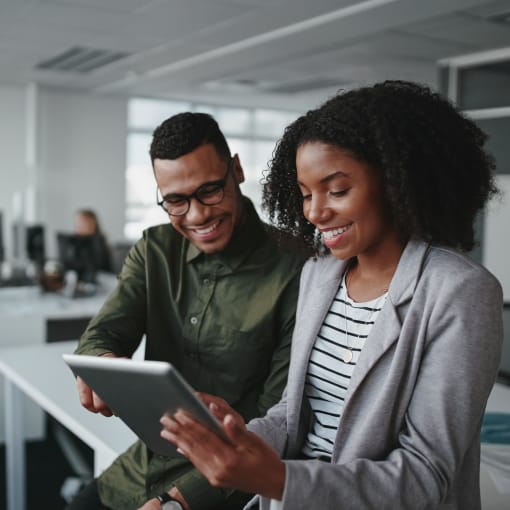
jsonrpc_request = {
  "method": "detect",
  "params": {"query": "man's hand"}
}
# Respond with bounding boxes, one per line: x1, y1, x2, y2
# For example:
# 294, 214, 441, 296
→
75, 352, 117, 417
76, 376, 113, 416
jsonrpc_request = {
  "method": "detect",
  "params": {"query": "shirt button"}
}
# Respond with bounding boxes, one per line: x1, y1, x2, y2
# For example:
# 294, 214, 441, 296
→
203, 278, 210, 286
190, 316, 198, 325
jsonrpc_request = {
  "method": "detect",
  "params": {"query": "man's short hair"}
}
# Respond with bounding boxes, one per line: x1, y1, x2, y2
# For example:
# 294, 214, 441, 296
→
150, 112, 231, 164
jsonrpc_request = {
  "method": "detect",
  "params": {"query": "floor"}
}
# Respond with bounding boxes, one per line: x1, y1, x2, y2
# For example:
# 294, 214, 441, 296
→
0, 416, 93, 510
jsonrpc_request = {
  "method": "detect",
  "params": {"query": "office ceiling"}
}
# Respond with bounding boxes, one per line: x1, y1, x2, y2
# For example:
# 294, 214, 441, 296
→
2, 0, 510, 109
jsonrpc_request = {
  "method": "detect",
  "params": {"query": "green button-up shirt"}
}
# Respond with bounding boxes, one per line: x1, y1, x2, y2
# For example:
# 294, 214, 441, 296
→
75, 200, 304, 510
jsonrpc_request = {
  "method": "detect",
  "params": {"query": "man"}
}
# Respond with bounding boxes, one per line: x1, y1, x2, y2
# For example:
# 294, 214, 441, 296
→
67, 112, 304, 510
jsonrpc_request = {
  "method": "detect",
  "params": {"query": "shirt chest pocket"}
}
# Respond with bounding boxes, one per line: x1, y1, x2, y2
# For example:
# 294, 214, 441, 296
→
199, 322, 273, 370
180, 321, 275, 401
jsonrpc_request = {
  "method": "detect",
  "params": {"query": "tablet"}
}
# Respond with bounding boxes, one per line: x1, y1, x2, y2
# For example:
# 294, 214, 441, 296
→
63, 353, 228, 456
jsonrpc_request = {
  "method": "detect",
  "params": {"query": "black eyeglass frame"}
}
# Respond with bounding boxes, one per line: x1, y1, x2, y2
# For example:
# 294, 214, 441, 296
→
156, 158, 233, 216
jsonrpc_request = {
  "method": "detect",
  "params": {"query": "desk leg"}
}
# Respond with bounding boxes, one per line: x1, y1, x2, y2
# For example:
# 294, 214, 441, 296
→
5, 380, 26, 510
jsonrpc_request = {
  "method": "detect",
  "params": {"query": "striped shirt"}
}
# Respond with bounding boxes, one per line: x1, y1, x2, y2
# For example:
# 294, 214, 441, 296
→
301, 271, 388, 459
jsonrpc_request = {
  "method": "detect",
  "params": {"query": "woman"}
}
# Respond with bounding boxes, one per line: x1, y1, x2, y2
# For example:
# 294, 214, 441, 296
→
75, 208, 113, 273
160, 81, 503, 510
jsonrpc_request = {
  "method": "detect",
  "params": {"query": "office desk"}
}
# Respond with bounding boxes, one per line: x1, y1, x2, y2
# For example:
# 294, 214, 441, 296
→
0, 341, 137, 510
0, 273, 117, 345
0, 274, 117, 442
480, 382, 510, 509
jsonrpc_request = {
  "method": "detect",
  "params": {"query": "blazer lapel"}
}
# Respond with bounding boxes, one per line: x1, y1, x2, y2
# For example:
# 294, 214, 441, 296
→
287, 256, 347, 444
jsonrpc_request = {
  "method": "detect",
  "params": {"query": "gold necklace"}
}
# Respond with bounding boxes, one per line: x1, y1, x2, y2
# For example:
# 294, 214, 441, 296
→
342, 268, 355, 363
342, 270, 355, 363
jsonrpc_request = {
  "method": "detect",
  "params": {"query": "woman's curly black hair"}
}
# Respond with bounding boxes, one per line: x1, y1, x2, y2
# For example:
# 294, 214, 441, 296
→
263, 80, 499, 254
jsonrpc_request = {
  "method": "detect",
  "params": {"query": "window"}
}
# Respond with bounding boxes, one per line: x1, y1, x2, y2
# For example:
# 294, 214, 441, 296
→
125, 98, 301, 240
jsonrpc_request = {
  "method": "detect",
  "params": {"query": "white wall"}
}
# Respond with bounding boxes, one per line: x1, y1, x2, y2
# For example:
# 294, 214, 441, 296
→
0, 85, 28, 259
0, 84, 127, 260
38, 87, 127, 257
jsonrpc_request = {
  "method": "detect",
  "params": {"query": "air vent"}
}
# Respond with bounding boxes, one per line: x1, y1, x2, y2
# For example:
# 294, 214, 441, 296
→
36, 46, 129, 73
264, 77, 341, 94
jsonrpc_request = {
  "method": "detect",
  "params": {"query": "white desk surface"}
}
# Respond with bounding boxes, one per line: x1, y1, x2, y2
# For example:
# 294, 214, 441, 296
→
0, 340, 138, 510
485, 382, 510, 413
0, 274, 119, 443
0, 340, 137, 460
0, 272, 117, 321
480, 383, 510, 510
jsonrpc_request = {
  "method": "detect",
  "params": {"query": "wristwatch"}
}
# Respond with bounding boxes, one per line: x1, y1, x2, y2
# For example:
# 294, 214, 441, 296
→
157, 492, 184, 510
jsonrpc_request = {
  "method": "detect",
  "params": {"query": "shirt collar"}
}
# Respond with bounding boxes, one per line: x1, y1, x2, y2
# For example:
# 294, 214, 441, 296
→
186, 197, 266, 271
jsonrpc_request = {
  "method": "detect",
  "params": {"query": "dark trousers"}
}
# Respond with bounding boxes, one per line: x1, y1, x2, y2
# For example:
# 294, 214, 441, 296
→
64, 479, 111, 510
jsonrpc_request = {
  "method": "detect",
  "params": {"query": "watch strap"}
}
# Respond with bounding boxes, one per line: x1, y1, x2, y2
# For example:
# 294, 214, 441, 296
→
156, 491, 183, 509
156, 492, 172, 505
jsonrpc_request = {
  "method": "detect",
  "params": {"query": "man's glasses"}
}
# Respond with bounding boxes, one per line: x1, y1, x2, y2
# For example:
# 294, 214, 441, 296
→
157, 158, 233, 216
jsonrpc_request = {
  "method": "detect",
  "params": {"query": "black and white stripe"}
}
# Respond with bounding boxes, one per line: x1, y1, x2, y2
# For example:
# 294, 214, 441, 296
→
301, 272, 387, 459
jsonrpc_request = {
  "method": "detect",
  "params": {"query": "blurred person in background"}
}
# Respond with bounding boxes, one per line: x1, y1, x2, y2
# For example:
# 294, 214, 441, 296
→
74, 208, 113, 273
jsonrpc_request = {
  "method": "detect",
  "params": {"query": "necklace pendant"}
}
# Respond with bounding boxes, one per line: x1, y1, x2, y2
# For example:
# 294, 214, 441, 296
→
343, 349, 353, 364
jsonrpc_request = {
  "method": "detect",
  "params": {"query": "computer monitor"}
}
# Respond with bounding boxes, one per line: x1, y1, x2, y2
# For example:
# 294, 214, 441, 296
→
57, 232, 97, 283
26, 224, 45, 265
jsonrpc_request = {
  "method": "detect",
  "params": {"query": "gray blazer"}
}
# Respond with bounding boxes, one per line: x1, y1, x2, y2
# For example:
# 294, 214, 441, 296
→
247, 240, 503, 510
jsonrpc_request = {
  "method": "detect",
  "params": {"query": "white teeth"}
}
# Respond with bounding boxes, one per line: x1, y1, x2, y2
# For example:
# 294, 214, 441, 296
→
195, 221, 220, 235
322, 225, 349, 240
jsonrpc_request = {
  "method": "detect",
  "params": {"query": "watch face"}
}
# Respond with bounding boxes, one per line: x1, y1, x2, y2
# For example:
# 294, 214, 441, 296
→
162, 501, 183, 510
